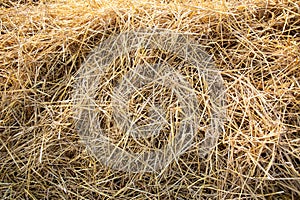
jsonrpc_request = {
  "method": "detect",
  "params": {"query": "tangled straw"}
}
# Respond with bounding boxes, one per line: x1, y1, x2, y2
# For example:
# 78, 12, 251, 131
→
72, 28, 226, 172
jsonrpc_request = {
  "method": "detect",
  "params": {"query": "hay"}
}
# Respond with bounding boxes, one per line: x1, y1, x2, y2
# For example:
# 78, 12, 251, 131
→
72, 28, 226, 172
1, 0, 300, 199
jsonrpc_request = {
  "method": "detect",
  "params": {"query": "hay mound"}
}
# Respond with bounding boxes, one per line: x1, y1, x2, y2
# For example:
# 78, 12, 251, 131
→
1, 0, 299, 199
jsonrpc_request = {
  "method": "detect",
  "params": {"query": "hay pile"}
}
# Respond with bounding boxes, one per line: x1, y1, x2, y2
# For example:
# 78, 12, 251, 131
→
72, 28, 227, 173
1, 0, 299, 199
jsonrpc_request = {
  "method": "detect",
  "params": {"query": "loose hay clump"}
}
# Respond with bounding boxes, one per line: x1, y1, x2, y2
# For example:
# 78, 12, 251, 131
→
72, 28, 226, 172
0, 0, 300, 199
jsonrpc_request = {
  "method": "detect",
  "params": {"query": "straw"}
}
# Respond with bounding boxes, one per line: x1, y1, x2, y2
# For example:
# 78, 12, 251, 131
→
1, 0, 299, 199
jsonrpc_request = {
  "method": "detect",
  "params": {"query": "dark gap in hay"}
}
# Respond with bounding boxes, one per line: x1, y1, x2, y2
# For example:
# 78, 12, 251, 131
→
253, 6, 300, 37
25, 27, 121, 106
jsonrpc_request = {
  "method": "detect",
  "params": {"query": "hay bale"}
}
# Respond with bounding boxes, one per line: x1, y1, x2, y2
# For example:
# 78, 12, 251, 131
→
0, 0, 299, 199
